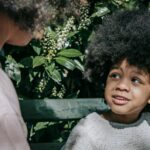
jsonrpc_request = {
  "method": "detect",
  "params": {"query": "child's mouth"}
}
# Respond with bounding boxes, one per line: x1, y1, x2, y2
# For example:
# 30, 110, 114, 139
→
112, 95, 129, 105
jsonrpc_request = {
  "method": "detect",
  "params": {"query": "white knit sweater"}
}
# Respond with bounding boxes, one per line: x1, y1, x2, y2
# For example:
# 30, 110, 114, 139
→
0, 68, 30, 150
62, 112, 150, 150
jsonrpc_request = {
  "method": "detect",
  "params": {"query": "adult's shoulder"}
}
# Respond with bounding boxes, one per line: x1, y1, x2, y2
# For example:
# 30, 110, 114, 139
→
0, 68, 18, 99
0, 68, 15, 90
0, 68, 21, 116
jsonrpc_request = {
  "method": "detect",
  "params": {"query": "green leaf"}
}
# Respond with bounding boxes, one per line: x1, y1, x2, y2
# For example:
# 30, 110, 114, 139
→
45, 27, 57, 39
91, 7, 110, 18
13, 70, 21, 84
74, 60, 84, 72
5, 55, 21, 84
46, 63, 61, 82
67, 31, 79, 38
6, 55, 17, 63
32, 45, 41, 55
57, 49, 82, 58
45, 63, 55, 73
34, 122, 49, 131
51, 70, 62, 83
20, 57, 33, 68
18, 63, 24, 68
33, 56, 45, 68
55, 57, 75, 70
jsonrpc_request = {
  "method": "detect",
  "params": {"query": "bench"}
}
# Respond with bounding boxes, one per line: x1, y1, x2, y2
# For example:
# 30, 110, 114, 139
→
19, 98, 108, 150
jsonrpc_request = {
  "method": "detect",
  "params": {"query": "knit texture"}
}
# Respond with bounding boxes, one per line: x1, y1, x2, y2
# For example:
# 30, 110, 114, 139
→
62, 112, 150, 150
0, 68, 30, 150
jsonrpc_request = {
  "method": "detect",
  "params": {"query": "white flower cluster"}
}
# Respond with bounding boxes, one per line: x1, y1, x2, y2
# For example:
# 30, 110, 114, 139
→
51, 85, 66, 98
40, 29, 57, 56
78, 5, 91, 30
34, 76, 49, 98
5, 60, 20, 82
56, 16, 76, 50
37, 78, 47, 93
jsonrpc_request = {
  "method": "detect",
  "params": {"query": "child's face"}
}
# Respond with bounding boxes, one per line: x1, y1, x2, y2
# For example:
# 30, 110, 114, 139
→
104, 59, 150, 118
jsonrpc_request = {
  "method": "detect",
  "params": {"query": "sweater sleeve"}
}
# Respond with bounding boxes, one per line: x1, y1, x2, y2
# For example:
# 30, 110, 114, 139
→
62, 118, 95, 150
0, 113, 30, 150
0, 68, 30, 150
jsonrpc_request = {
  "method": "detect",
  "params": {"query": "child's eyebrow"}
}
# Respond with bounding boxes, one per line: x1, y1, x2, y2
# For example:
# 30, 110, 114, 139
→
110, 66, 120, 70
110, 66, 146, 76
132, 70, 142, 74
132, 70, 147, 76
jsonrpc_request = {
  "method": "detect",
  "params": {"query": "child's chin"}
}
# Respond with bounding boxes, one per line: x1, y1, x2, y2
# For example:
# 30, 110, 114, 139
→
111, 106, 129, 115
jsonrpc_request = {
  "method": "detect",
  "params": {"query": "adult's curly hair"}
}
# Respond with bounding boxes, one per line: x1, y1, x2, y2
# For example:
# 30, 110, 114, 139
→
85, 9, 150, 85
0, 0, 88, 34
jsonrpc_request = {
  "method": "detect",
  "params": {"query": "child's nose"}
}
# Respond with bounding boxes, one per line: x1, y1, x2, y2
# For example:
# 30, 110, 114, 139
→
115, 78, 130, 92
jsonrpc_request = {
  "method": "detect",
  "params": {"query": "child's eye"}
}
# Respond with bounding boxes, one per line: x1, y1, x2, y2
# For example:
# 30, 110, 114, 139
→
109, 73, 121, 79
131, 77, 142, 84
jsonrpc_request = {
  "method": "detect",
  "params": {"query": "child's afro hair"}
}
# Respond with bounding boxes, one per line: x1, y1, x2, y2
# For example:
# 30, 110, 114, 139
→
85, 9, 150, 83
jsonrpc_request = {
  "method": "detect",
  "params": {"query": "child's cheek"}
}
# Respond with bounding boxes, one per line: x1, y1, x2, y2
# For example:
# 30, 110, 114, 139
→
132, 88, 139, 93
131, 88, 143, 99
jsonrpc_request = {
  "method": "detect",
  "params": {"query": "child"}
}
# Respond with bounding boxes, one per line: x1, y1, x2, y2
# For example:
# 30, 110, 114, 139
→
0, 0, 87, 149
62, 9, 150, 150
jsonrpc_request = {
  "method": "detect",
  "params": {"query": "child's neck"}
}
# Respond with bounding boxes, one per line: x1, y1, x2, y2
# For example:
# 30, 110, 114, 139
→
102, 111, 140, 124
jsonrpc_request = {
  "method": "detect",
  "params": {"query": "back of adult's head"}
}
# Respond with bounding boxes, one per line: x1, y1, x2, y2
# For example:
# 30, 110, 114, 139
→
0, 0, 89, 35
0, 0, 50, 34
